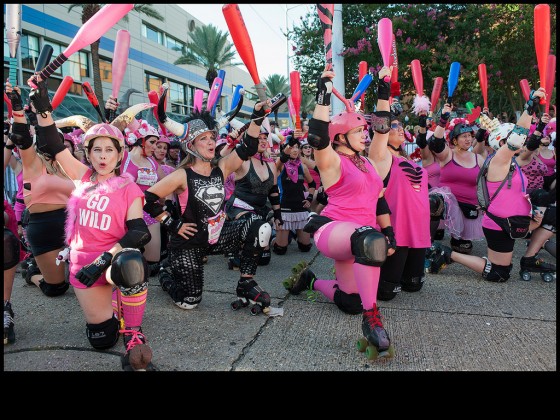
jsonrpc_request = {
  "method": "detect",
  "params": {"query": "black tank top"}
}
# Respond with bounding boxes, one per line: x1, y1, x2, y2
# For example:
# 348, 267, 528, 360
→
168, 166, 225, 249
233, 159, 273, 210
280, 164, 306, 212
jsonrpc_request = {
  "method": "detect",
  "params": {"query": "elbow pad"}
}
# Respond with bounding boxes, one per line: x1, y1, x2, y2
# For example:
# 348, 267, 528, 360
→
308, 118, 330, 150
429, 136, 446, 154
235, 133, 258, 161
119, 218, 151, 249
143, 191, 165, 218
307, 180, 316, 189
268, 185, 280, 206
35, 123, 66, 160
376, 196, 391, 216
415, 132, 427, 149
9, 122, 33, 150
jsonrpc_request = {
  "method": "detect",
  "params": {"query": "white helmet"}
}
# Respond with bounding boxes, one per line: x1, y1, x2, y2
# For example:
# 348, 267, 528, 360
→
488, 123, 515, 151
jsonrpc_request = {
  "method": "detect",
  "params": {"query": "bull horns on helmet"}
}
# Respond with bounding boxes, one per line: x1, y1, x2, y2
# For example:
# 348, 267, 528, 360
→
54, 115, 96, 132
157, 84, 188, 139
111, 103, 156, 133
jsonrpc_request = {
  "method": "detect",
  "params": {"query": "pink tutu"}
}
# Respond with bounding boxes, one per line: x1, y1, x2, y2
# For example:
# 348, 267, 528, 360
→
429, 186, 463, 239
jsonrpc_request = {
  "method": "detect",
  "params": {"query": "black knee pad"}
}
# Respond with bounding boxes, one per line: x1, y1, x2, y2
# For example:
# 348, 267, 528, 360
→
4, 227, 20, 270
243, 219, 272, 255
39, 279, 69, 297
542, 205, 556, 229
377, 278, 401, 301
108, 248, 149, 293
333, 287, 362, 314
481, 257, 512, 283
258, 249, 271, 266
273, 243, 288, 255
86, 315, 120, 350
350, 226, 388, 267
429, 192, 445, 220
401, 275, 425, 292
297, 240, 313, 252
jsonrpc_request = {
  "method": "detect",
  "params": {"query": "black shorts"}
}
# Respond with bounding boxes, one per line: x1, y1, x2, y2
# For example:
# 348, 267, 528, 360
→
26, 208, 67, 256
380, 246, 426, 282
483, 226, 515, 253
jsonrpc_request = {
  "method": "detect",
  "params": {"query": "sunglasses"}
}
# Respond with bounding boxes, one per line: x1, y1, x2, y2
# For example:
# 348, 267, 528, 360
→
390, 122, 403, 130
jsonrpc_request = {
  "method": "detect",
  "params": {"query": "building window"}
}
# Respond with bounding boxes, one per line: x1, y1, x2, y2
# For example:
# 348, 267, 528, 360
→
142, 23, 163, 45
65, 51, 89, 80
145, 72, 164, 93
168, 80, 188, 115
99, 57, 112, 84
19, 33, 40, 71
166, 36, 185, 54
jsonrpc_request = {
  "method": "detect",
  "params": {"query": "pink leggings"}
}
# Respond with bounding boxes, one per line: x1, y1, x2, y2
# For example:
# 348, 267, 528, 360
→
314, 221, 380, 310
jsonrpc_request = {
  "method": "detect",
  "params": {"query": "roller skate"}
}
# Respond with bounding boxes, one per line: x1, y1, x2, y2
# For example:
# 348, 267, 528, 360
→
282, 261, 308, 290
450, 237, 472, 254
158, 261, 173, 292
231, 277, 271, 316
425, 242, 453, 274
227, 254, 240, 270
4, 301, 15, 345
356, 305, 394, 361
120, 328, 156, 371
519, 255, 556, 282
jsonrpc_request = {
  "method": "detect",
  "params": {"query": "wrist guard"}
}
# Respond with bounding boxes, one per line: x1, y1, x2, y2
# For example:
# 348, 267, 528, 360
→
429, 136, 446, 154
29, 79, 53, 116
9, 122, 33, 150
250, 105, 266, 126
475, 128, 488, 143
370, 111, 391, 134
308, 118, 330, 150
524, 90, 541, 115
377, 78, 391, 101
143, 191, 165, 218
315, 76, 333, 107
418, 115, 427, 128
415, 132, 428, 149
536, 120, 547, 134
273, 208, 283, 225
35, 123, 66, 159
438, 113, 450, 128
235, 132, 259, 160
525, 133, 542, 151
24, 104, 38, 127
307, 179, 316, 189
8, 90, 23, 112
75, 251, 113, 287
381, 226, 396, 251
162, 213, 183, 234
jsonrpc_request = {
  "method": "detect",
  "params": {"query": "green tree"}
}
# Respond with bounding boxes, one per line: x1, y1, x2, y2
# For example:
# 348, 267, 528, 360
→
67, 4, 164, 113
174, 23, 239, 89
263, 73, 289, 125
289, 4, 556, 119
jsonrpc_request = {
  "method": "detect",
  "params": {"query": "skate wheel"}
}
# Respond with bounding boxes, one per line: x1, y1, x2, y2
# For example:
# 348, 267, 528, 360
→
231, 299, 245, 310
365, 345, 379, 360
282, 278, 293, 290
520, 271, 531, 281
250, 305, 262, 316
541, 273, 554, 283
356, 338, 368, 353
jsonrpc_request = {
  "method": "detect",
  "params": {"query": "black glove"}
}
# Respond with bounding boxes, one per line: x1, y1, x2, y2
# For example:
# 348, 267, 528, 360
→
475, 128, 488, 143
536, 118, 547, 134
376, 77, 391, 101
381, 226, 396, 252
8, 88, 23, 112
316, 188, 328, 205
524, 90, 541, 115
9, 122, 33, 150
279, 147, 290, 163
438, 112, 450, 128
418, 114, 427, 128
288, 135, 299, 147
162, 213, 184, 235
273, 208, 283, 226
24, 103, 38, 126
250, 103, 266, 126
164, 199, 180, 220
315, 76, 333, 106
29, 78, 53, 116
416, 132, 427, 149
75, 251, 113, 287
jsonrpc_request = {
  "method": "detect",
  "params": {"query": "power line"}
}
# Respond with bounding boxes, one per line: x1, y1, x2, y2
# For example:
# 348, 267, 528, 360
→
247, 4, 286, 43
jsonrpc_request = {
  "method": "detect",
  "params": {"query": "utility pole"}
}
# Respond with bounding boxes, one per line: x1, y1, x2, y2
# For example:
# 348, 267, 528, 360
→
332, 4, 345, 116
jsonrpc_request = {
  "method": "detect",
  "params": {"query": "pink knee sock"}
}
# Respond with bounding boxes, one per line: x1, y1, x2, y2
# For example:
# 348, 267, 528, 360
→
353, 264, 379, 310
313, 279, 336, 301
121, 289, 147, 329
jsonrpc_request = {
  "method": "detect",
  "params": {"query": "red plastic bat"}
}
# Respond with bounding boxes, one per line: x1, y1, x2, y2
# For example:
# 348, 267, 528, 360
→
411, 59, 423, 97
478, 64, 488, 109
390, 33, 398, 83
359, 61, 368, 111
82, 81, 106, 122
32, 4, 133, 85
520, 79, 531, 102
430, 77, 443, 114
108, 29, 130, 122
51, 76, 74, 111
545, 55, 555, 114
290, 71, 302, 131
222, 4, 269, 112
534, 4, 550, 96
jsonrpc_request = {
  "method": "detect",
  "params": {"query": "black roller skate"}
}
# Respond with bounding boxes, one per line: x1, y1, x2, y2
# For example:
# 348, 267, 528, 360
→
158, 261, 173, 292
282, 261, 308, 290
426, 242, 453, 274
286, 268, 319, 303
450, 237, 472, 254
357, 305, 394, 361
4, 301, 15, 345
231, 278, 271, 315
519, 255, 556, 282
120, 328, 156, 371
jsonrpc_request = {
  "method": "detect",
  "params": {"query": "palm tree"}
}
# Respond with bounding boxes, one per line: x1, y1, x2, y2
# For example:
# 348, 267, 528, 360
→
300, 91, 315, 123
67, 4, 164, 112
263, 74, 289, 126
174, 24, 238, 89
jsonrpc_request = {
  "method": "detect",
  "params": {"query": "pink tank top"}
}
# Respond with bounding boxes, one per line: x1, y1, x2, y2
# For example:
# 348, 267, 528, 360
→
321, 155, 382, 227
23, 164, 75, 207
121, 151, 159, 193
308, 167, 321, 188
16, 171, 24, 201
423, 161, 441, 188
385, 155, 431, 248
538, 154, 555, 176
439, 153, 480, 205
520, 157, 547, 193
482, 164, 531, 231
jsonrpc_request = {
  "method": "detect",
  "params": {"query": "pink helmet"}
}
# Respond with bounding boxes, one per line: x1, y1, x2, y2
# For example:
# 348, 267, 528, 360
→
124, 119, 159, 146
83, 124, 125, 148
157, 135, 171, 145
543, 118, 556, 138
328, 111, 368, 142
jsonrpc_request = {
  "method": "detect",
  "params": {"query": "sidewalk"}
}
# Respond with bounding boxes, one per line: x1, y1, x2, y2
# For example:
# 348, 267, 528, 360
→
3, 235, 556, 372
